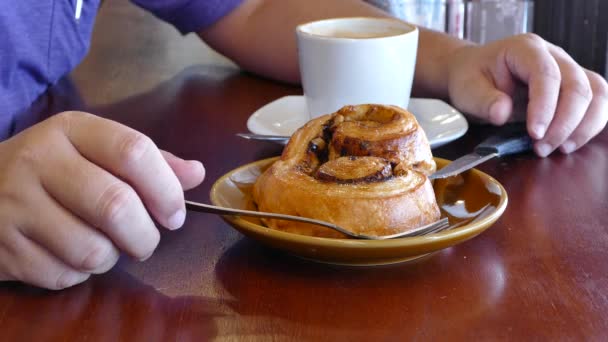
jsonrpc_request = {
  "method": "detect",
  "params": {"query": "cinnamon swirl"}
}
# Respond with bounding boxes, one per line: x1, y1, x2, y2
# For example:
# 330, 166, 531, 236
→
253, 104, 440, 238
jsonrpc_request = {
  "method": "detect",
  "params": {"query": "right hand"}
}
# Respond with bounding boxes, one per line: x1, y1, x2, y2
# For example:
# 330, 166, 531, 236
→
446, 34, 608, 157
0, 111, 205, 290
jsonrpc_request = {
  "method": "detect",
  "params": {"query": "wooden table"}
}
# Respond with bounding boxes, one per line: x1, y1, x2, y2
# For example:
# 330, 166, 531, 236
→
2, 1, 608, 340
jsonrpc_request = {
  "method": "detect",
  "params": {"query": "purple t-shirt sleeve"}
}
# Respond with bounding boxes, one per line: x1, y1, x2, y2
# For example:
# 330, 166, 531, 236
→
132, 0, 244, 34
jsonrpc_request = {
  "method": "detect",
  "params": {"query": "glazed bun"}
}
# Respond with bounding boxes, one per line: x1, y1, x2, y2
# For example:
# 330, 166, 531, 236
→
253, 104, 440, 238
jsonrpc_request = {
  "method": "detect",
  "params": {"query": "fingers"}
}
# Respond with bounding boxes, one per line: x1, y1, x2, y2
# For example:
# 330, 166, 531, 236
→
19, 187, 120, 273
505, 34, 561, 139
161, 150, 206, 191
558, 70, 608, 153
57, 112, 185, 230
0, 113, 199, 290
40, 148, 160, 261
500, 35, 605, 156
450, 69, 514, 125
1, 228, 90, 290
533, 45, 592, 157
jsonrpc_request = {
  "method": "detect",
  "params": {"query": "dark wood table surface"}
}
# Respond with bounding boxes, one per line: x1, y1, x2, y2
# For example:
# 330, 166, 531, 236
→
2, 1, 608, 340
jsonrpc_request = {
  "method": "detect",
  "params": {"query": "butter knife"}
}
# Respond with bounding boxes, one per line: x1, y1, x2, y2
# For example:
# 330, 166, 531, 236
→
429, 126, 533, 180
236, 133, 289, 145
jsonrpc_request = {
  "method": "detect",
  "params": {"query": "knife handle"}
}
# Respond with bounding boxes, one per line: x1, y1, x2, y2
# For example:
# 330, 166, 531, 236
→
474, 124, 534, 156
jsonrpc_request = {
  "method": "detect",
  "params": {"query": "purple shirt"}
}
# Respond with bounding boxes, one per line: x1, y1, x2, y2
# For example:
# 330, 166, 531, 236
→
0, 0, 243, 140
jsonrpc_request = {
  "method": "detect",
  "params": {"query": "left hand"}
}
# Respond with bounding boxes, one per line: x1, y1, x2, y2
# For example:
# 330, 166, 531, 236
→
446, 33, 608, 157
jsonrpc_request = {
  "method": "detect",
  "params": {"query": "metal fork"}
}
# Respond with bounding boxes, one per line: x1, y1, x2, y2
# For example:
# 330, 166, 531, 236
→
185, 200, 450, 240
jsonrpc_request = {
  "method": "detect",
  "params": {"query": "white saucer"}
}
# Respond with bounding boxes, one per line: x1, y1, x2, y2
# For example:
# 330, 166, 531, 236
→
247, 96, 468, 148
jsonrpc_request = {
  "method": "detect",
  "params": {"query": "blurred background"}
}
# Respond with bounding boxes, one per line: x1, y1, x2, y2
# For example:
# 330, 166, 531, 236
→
365, 0, 608, 78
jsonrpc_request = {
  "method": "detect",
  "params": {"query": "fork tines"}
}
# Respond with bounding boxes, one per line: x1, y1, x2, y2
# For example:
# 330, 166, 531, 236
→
358, 217, 451, 240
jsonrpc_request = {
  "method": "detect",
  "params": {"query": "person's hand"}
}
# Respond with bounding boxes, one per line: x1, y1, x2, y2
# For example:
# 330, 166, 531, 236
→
446, 33, 608, 157
0, 111, 205, 289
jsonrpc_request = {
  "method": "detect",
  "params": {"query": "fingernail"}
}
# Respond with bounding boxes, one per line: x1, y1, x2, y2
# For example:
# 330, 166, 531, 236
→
489, 98, 507, 125
139, 251, 154, 262
536, 143, 552, 158
189, 160, 205, 172
167, 209, 186, 230
531, 123, 546, 139
57, 272, 90, 289
560, 140, 577, 154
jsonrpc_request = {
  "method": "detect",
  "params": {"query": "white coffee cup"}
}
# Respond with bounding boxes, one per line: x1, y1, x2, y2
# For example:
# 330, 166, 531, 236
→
296, 17, 418, 119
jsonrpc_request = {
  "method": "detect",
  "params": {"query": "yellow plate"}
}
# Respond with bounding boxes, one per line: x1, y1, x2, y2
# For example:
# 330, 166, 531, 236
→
210, 157, 508, 266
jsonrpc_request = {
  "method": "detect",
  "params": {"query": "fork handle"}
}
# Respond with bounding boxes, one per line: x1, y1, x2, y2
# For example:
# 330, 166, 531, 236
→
185, 200, 352, 235
185, 200, 449, 240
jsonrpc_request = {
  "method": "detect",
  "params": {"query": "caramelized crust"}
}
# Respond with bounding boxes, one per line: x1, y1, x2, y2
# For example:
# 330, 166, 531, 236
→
253, 104, 440, 238
315, 156, 392, 184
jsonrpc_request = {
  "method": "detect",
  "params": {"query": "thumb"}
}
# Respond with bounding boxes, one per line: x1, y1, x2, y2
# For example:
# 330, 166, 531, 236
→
161, 150, 205, 190
450, 73, 513, 125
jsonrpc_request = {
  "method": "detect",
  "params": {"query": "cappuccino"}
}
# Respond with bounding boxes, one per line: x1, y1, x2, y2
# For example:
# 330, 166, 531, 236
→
318, 27, 408, 39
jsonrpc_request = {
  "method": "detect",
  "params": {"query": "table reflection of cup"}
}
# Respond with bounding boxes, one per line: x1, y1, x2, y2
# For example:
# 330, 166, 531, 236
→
296, 17, 418, 119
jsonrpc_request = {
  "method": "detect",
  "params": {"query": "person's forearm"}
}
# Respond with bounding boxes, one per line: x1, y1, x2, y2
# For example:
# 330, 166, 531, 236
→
200, 0, 470, 98
412, 29, 472, 99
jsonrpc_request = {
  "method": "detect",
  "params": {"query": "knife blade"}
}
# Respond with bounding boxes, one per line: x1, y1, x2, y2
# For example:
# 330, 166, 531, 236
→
236, 133, 289, 145
429, 124, 534, 180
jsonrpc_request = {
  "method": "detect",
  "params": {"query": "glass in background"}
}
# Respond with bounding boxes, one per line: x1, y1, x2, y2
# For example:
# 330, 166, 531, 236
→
465, 0, 534, 44
446, 0, 465, 39
365, 0, 466, 38
365, 0, 534, 43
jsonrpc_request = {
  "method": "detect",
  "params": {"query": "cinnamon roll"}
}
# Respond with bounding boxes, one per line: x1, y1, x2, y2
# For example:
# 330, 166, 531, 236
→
253, 104, 441, 238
